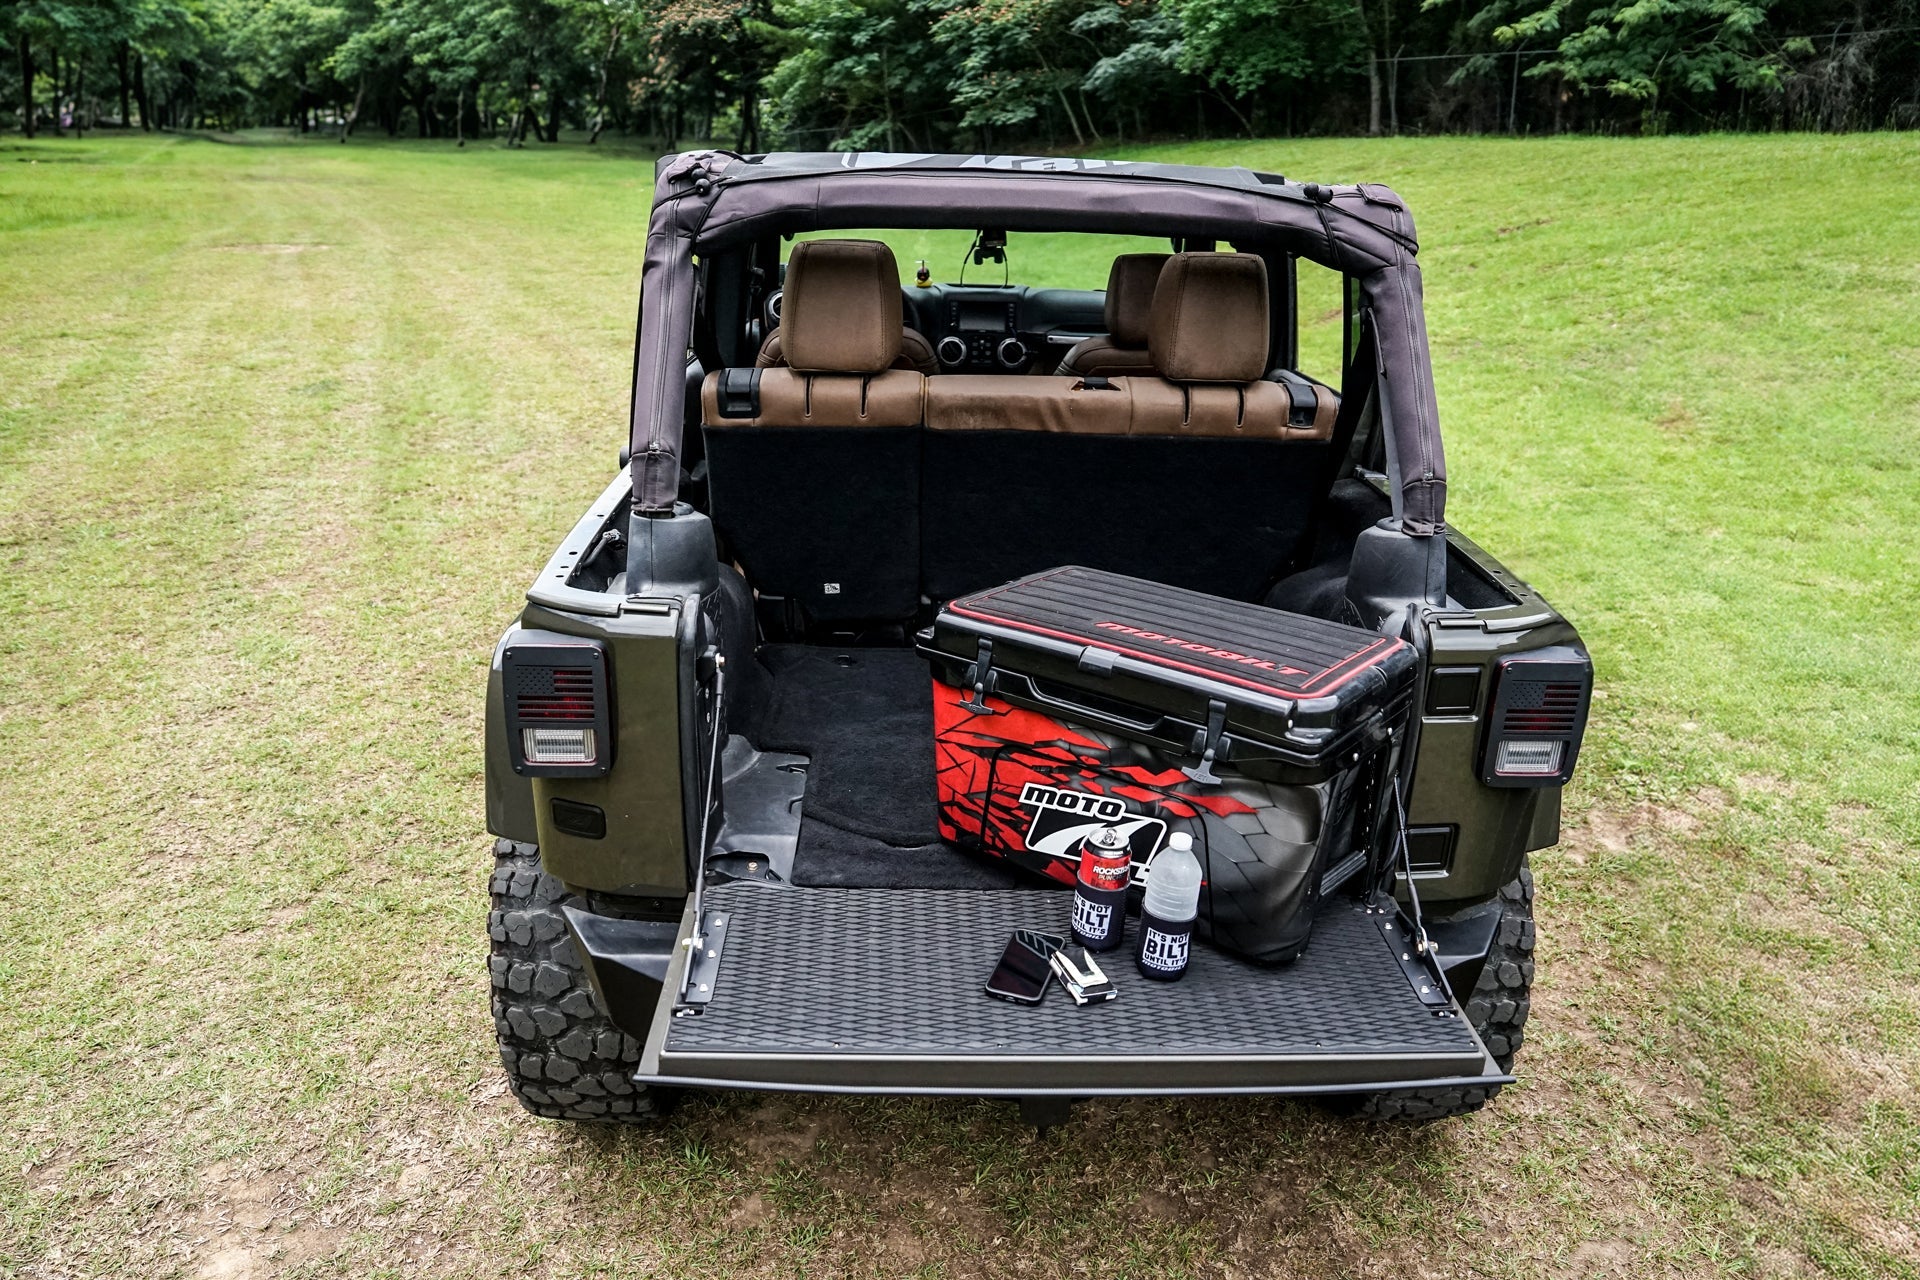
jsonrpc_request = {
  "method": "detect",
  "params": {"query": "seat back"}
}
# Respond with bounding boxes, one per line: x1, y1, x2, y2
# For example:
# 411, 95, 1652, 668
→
702, 240, 926, 624
922, 253, 1338, 602
1054, 253, 1168, 377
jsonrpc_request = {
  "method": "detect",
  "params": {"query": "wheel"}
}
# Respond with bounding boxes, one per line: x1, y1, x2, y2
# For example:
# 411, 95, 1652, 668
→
487, 838, 663, 1122
1352, 859, 1535, 1120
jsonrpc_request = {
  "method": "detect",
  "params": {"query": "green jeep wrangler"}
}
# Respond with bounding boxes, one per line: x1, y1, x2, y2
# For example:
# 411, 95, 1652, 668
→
484, 152, 1589, 1126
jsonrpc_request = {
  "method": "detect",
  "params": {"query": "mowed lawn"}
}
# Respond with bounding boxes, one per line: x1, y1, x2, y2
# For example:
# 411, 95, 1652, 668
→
0, 130, 1915, 1279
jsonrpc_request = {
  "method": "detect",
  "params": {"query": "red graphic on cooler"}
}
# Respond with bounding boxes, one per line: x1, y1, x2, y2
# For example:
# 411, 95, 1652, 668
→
931, 680, 1256, 887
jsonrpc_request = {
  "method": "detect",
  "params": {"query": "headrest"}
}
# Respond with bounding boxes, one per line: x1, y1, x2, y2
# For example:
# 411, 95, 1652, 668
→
1149, 252, 1270, 383
1104, 253, 1170, 348
781, 240, 905, 374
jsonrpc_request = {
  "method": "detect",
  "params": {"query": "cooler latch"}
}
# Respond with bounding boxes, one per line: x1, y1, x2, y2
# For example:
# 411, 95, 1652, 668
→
1183, 699, 1231, 784
960, 638, 999, 713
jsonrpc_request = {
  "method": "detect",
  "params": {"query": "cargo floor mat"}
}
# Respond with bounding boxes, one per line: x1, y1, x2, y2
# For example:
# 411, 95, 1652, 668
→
754, 645, 1024, 889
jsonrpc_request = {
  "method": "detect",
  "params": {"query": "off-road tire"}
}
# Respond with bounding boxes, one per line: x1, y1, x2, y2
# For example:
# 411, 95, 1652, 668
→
488, 838, 662, 1122
1353, 859, 1535, 1120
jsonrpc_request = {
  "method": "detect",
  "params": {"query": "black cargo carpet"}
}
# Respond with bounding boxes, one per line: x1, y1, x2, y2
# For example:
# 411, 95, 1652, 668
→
754, 645, 1025, 890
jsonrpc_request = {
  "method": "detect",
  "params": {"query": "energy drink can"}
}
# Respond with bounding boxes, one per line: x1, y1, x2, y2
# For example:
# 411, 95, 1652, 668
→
1071, 825, 1132, 951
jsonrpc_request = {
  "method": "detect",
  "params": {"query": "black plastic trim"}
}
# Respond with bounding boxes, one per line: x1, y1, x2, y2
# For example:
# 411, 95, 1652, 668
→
551, 798, 607, 840
561, 905, 679, 1035
715, 367, 762, 418
1425, 666, 1482, 717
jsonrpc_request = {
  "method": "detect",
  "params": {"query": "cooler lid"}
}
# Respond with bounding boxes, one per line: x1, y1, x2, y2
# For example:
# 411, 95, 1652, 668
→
943, 567, 1411, 705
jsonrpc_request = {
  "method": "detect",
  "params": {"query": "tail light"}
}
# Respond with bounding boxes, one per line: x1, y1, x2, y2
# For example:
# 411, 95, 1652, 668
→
1479, 646, 1590, 788
503, 633, 613, 777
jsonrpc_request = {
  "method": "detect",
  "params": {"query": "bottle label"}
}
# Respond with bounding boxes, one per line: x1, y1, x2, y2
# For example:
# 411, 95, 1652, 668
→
1139, 922, 1191, 975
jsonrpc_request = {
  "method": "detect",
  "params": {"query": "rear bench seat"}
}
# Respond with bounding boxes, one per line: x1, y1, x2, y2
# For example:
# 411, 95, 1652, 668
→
921, 252, 1339, 602
701, 239, 925, 624
703, 244, 1341, 625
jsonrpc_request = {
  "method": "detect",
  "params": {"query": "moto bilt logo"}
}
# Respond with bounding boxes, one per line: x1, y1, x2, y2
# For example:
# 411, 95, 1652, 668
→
1018, 783, 1167, 862
1094, 621, 1308, 676
1019, 783, 1128, 822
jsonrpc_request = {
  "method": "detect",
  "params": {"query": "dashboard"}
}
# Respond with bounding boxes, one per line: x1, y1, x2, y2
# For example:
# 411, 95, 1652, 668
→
763, 282, 1107, 375
908, 284, 1107, 374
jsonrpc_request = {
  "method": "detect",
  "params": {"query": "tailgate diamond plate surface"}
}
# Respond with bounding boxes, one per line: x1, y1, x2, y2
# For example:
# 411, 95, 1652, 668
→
664, 885, 1478, 1059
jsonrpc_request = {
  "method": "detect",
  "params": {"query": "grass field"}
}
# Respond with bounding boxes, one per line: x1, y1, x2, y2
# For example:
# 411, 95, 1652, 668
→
1, 130, 1916, 1279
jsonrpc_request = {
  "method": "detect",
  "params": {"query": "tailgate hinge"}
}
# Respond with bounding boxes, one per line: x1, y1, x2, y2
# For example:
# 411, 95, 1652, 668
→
1370, 906, 1453, 1009
676, 909, 731, 1009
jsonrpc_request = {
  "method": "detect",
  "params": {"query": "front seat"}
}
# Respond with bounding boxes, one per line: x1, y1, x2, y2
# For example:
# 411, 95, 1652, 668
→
1054, 252, 1170, 377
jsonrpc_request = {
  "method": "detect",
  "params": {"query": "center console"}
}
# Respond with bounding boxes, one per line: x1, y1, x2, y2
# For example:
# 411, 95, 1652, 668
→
905, 284, 1106, 375
938, 297, 1028, 371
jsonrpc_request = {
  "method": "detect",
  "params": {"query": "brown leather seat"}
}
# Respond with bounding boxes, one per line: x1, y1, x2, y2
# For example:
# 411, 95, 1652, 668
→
701, 239, 926, 624
921, 253, 1342, 602
1128, 251, 1338, 437
757, 325, 940, 378
1054, 253, 1169, 377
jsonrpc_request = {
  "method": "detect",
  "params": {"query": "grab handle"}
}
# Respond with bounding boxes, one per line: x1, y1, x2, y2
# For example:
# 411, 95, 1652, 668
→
991, 670, 1167, 734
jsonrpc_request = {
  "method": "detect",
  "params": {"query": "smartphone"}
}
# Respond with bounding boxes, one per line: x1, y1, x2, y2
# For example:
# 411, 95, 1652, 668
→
984, 929, 1067, 1005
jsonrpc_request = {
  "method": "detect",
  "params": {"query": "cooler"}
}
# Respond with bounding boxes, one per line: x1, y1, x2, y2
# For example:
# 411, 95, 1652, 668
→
919, 566, 1418, 964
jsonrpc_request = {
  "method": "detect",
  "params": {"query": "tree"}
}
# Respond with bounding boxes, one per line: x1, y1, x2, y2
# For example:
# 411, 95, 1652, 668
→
929, 0, 1102, 147
1170, 0, 1364, 133
1499, 0, 1799, 126
762, 0, 947, 149
1074, 4, 1186, 142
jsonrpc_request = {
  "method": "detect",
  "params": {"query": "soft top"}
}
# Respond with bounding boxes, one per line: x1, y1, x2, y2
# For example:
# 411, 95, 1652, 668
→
628, 150, 1447, 536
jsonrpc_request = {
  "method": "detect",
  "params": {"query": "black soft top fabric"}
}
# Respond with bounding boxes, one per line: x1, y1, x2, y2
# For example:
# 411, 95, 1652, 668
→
628, 150, 1447, 537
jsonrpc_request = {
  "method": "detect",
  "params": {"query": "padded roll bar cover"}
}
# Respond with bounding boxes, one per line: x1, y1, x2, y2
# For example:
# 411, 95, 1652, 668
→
1150, 252, 1270, 384
779, 239, 906, 374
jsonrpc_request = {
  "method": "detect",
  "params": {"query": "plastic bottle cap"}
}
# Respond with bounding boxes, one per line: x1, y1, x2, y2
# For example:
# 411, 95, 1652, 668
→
1168, 832, 1193, 853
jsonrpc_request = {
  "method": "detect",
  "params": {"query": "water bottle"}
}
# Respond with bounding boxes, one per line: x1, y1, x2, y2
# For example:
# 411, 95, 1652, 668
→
1136, 831, 1201, 981
1071, 825, 1132, 951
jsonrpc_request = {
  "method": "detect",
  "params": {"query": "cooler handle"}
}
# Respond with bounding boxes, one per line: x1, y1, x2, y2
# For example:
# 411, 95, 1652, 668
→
993, 670, 1169, 734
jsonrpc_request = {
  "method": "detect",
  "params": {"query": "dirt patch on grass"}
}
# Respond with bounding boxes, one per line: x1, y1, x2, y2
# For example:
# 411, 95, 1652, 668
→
208, 243, 332, 254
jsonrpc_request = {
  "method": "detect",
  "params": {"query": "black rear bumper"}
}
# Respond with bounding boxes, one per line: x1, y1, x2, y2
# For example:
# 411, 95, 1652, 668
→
566, 883, 1509, 1097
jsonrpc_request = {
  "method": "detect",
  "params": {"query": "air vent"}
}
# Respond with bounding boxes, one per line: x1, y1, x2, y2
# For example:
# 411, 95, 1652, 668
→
501, 633, 613, 778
